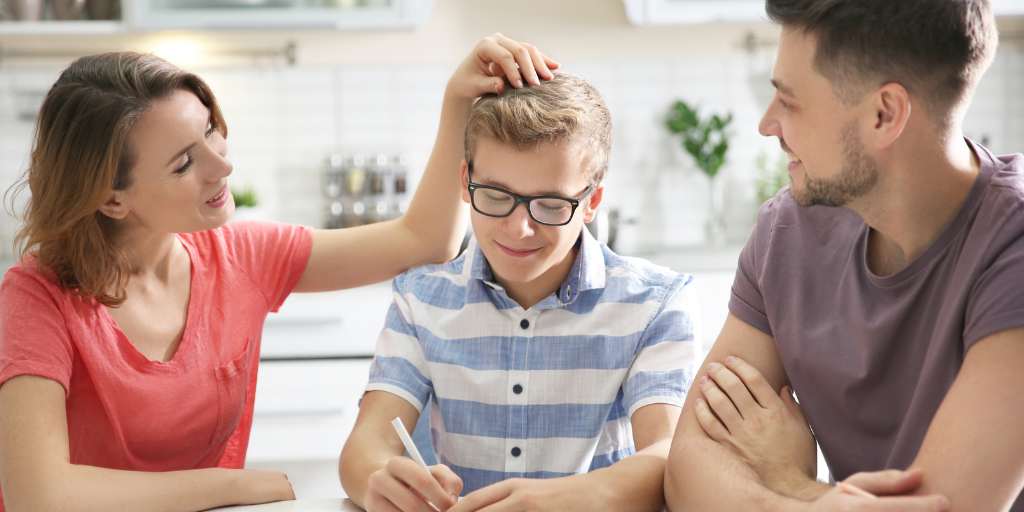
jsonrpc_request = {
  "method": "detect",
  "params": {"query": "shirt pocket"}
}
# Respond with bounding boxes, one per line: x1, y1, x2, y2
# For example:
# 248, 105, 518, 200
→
210, 336, 255, 447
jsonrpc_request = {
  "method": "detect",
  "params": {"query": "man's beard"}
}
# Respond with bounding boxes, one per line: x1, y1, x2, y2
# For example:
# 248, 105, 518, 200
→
791, 123, 879, 207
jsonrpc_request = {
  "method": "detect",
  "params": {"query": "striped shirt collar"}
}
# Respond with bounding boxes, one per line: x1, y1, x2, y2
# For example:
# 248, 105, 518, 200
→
464, 228, 607, 307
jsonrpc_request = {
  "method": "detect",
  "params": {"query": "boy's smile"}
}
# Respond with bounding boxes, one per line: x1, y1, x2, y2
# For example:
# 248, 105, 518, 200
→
461, 136, 603, 309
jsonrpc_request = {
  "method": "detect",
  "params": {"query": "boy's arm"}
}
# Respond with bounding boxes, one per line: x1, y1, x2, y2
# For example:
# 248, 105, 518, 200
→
339, 391, 461, 511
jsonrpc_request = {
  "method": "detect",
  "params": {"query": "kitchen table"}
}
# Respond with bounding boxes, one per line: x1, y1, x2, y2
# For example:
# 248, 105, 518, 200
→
210, 499, 362, 511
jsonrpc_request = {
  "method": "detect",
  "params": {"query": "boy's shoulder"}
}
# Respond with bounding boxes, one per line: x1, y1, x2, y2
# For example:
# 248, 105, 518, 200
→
600, 246, 693, 303
391, 251, 473, 310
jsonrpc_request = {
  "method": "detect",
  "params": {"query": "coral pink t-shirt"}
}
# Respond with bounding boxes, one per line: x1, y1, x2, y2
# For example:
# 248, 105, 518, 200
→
0, 221, 312, 510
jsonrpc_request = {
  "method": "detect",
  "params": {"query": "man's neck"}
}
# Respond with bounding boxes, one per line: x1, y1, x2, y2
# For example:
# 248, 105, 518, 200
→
497, 246, 578, 310
854, 132, 980, 276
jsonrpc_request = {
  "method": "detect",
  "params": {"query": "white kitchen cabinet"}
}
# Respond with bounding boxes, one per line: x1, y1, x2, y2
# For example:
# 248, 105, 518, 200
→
624, 0, 1024, 26
127, 0, 432, 30
623, 0, 766, 25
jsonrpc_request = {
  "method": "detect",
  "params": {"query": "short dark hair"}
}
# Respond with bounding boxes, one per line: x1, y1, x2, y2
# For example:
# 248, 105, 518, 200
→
766, 0, 997, 123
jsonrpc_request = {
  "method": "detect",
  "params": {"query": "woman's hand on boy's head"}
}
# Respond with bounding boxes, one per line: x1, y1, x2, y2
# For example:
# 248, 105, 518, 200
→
446, 33, 559, 100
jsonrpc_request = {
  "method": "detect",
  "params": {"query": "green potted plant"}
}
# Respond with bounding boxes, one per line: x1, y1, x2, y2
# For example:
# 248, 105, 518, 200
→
231, 186, 264, 221
665, 99, 733, 245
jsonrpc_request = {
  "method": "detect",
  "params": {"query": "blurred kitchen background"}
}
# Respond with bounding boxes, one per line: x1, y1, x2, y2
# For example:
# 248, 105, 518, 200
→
1, 0, 1023, 499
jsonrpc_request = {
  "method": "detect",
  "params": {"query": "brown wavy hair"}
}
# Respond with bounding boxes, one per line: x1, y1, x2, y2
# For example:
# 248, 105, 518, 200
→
465, 73, 612, 185
7, 52, 226, 306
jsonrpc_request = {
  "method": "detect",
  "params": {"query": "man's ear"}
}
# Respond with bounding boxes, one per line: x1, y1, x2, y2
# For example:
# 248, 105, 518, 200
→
97, 190, 130, 220
582, 184, 604, 223
459, 160, 471, 204
869, 82, 912, 150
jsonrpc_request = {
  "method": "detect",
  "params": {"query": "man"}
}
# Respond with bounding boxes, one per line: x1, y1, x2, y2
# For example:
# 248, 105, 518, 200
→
664, 0, 1024, 510
341, 73, 698, 512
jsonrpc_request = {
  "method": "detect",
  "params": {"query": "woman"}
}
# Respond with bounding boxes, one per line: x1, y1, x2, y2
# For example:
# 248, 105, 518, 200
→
0, 34, 557, 512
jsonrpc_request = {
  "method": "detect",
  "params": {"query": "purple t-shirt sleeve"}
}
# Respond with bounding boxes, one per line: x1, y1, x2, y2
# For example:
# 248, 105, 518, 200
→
963, 234, 1024, 351
729, 197, 777, 337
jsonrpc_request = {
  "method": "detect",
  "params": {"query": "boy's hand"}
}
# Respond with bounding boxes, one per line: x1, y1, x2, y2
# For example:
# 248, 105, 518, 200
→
445, 33, 559, 101
450, 475, 600, 512
364, 457, 463, 512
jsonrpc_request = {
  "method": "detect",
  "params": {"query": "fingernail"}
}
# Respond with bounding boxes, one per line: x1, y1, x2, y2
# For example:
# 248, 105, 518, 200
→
514, 79, 523, 88
700, 375, 711, 385
707, 362, 721, 372
726, 356, 738, 364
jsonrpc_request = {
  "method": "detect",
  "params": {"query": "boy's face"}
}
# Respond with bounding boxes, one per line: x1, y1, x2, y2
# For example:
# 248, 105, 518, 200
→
758, 28, 879, 207
460, 136, 603, 288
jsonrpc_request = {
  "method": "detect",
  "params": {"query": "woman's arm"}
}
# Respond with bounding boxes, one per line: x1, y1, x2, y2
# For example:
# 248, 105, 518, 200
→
0, 375, 294, 512
294, 34, 558, 292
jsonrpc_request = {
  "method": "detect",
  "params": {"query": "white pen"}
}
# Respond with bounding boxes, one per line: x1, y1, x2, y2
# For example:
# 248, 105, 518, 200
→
391, 417, 428, 467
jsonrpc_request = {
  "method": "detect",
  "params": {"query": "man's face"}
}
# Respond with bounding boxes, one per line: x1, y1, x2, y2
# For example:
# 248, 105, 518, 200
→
759, 28, 879, 207
460, 137, 602, 288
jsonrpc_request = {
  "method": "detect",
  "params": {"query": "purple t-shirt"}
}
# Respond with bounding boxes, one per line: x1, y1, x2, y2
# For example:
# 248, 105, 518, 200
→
730, 140, 1024, 509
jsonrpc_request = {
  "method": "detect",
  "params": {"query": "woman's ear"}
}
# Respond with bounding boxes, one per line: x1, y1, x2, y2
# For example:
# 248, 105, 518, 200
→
97, 190, 130, 220
582, 184, 604, 223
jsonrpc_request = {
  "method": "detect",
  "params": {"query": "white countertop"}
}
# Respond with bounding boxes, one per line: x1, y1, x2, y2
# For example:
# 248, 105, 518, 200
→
211, 499, 361, 511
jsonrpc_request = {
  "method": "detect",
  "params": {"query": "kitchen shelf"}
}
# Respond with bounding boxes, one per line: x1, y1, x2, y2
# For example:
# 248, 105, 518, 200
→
0, 20, 124, 35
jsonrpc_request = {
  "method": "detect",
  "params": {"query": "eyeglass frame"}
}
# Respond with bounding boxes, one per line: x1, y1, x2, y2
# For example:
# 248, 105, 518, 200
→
466, 161, 595, 227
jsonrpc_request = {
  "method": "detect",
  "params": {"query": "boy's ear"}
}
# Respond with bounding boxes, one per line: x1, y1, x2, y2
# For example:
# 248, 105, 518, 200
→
581, 184, 604, 223
459, 160, 471, 204
97, 190, 130, 220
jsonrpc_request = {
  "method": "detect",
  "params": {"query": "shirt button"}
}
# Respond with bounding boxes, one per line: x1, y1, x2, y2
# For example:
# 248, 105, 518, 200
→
511, 446, 522, 457
520, 319, 530, 330
513, 384, 523, 394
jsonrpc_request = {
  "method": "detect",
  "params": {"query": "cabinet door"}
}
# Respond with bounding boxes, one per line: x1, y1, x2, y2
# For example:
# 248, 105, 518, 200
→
249, 358, 371, 462
128, 0, 431, 29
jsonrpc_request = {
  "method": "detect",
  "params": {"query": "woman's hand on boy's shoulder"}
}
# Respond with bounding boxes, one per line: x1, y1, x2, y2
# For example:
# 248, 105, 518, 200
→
446, 33, 559, 101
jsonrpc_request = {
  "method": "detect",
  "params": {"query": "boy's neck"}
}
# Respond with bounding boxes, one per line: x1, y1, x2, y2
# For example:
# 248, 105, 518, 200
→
495, 245, 579, 310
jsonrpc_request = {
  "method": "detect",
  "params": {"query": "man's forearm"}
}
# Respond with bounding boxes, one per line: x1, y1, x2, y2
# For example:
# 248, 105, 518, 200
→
664, 434, 810, 512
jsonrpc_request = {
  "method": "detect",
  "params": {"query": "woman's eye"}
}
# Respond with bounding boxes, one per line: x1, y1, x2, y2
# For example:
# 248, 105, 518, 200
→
205, 122, 216, 137
174, 153, 193, 174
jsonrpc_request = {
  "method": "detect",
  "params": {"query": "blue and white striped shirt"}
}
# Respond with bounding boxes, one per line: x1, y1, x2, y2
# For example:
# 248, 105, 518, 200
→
365, 229, 698, 493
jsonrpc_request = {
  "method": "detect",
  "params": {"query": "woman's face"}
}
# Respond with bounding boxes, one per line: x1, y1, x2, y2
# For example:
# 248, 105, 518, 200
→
113, 89, 234, 234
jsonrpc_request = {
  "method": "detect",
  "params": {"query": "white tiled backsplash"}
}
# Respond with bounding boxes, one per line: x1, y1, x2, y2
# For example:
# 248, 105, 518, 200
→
0, 38, 1021, 257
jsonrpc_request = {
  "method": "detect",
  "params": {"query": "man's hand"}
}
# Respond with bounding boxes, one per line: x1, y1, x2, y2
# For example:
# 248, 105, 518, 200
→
449, 475, 603, 512
806, 470, 950, 511
363, 457, 463, 512
695, 356, 818, 497
445, 33, 559, 101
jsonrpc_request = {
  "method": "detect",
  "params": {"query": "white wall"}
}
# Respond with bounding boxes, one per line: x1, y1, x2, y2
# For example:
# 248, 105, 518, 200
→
1, 0, 1021, 258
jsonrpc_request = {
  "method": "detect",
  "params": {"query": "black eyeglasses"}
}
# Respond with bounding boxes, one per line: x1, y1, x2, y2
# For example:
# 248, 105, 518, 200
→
466, 162, 593, 227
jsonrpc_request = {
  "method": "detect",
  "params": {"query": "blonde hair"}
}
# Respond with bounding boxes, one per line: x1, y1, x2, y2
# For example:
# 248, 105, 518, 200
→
7, 52, 226, 306
465, 73, 612, 184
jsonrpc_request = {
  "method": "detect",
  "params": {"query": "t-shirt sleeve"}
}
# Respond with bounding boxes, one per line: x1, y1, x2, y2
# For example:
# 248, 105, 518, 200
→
622, 275, 699, 416
963, 234, 1024, 351
223, 221, 313, 312
728, 196, 778, 336
0, 268, 75, 395
365, 274, 433, 411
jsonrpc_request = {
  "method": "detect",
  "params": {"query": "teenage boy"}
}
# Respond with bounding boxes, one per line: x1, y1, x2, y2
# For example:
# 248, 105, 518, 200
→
665, 1, 1024, 511
340, 73, 698, 512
